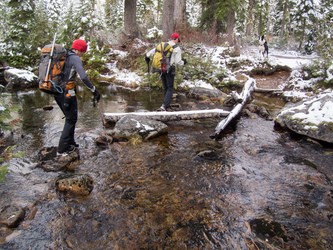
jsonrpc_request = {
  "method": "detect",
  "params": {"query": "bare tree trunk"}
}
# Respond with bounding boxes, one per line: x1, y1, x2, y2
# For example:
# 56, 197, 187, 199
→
258, 13, 262, 37
213, 79, 255, 137
226, 7, 235, 45
162, 0, 175, 41
105, 109, 230, 124
212, 18, 219, 44
246, 0, 255, 38
280, 0, 288, 37
174, 0, 186, 30
298, 18, 306, 50
124, 0, 139, 39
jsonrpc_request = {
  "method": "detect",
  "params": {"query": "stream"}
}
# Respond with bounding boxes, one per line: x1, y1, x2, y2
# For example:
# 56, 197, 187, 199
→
1, 78, 333, 249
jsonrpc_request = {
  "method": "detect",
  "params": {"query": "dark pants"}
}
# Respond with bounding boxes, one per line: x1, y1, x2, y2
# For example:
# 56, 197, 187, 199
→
54, 92, 78, 153
160, 71, 175, 108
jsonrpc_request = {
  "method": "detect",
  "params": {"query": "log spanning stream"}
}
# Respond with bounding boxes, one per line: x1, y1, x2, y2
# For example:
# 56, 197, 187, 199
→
0, 80, 333, 249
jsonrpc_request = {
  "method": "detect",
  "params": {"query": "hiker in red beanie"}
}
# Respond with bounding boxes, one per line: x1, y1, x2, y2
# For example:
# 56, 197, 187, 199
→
145, 33, 186, 111
54, 39, 101, 155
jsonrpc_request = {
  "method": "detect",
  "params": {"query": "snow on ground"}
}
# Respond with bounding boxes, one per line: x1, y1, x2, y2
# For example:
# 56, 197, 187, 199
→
104, 43, 320, 93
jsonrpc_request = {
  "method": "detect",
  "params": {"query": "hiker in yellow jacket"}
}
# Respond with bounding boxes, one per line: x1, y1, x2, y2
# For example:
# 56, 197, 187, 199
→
145, 33, 186, 111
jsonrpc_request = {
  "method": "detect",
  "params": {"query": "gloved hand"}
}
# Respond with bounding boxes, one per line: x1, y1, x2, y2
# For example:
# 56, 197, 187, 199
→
93, 89, 101, 102
182, 58, 187, 65
145, 56, 150, 64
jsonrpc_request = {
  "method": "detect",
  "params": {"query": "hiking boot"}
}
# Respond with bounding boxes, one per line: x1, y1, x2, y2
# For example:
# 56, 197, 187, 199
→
156, 105, 166, 112
57, 144, 76, 157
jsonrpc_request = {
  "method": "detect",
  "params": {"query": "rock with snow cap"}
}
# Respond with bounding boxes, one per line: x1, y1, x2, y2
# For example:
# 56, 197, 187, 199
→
275, 90, 333, 143
112, 114, 168, 140
4, 68, 38, 91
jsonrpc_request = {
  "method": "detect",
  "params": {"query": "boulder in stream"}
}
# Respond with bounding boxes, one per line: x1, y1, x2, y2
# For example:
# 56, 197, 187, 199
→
187, 87, 228, 100
0, 205, 25, 228
4, 68, 38, 91
112, 114, 168, 140
55, 174, 94, 195
275, 90, 333, 143
35, 147, 80, 172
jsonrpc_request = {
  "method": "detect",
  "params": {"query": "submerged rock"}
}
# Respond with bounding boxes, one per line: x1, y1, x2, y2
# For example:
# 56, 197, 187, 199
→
0, 205, 25, 228
112, 114, 168, 140
249, 218, 288, 242
55, 174, 94, 195
35, 148, 80, 172
275, 90, 333, 143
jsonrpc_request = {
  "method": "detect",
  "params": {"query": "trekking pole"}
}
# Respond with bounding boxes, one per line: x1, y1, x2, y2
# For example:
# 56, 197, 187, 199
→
44, 33, 57, 84
95, 97, 111, 149
147, 60, 151, 102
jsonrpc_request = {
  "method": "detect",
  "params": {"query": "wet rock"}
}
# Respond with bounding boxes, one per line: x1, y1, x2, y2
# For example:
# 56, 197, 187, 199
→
42, 105, 53, 111
0, 66, 10, 87
243, 104, 271, 120
35, 148, 80, 172
4, 68, 38, 91
187, 87, 228, 100
0, 205, 25, 228
246, 104, 259, 113
27, 207, 38, 220
244, 109, 257, 119
275, 90, 333, 143
120, 187, 136, 200
250, 218, 287, 242
112, 114, 168, 140
170, 103, 182, 111
55, 174, 94, 195
38, 147, 58, 161
193, 150, 221, 161
258, 106, 270, 119
96, 133, 113, 147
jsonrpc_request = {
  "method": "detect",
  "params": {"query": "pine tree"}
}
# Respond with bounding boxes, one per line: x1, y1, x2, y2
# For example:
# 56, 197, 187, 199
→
3, 0, 49, 66
292, 0, 319, 54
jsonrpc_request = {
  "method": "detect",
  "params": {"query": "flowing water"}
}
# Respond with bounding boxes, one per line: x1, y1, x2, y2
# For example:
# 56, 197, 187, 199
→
1, 80, 333, 249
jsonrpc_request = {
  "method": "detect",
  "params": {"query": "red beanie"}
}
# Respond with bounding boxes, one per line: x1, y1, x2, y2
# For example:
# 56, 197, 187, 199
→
72, 39, 87, 52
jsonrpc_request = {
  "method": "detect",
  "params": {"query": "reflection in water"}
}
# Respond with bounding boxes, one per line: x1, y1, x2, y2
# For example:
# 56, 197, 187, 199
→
1, 86, 333, 249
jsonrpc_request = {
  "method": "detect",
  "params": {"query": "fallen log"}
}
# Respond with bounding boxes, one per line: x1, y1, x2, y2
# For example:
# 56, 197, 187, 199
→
212, 78, 255, 137
254, 87, 283, 94
104, 109, 230, 124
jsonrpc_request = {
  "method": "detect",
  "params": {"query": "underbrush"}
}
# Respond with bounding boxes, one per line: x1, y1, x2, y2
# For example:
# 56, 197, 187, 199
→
300, 59, 333, 89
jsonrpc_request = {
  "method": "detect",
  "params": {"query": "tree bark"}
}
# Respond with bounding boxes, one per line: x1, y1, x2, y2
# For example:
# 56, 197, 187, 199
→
226, 7, 235, 45
280, 0, 288, 37
246, 0, 255, 37
174, 0, 186, 30
162, 0, 175, 41
258, 13, 262, 37
124, 0, 139, 38
104, 109, 230, 124
212, 79, 255, 137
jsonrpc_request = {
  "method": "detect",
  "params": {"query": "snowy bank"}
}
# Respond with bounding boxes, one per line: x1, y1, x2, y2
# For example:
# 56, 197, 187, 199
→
275, 89, 333, 143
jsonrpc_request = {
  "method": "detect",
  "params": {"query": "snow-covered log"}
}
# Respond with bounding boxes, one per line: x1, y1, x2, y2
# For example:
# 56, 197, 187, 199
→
104, 109, 230, 124
254, 87, 283, 94
212, 78, 255, 137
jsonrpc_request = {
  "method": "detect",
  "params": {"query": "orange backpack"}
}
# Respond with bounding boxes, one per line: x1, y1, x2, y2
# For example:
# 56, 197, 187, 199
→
38, 44, 67, 94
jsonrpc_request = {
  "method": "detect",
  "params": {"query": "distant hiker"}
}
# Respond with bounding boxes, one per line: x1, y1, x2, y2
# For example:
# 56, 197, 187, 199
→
55, 39, 101, 155
259, 35, 268, 58
145, 33, 187, 111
